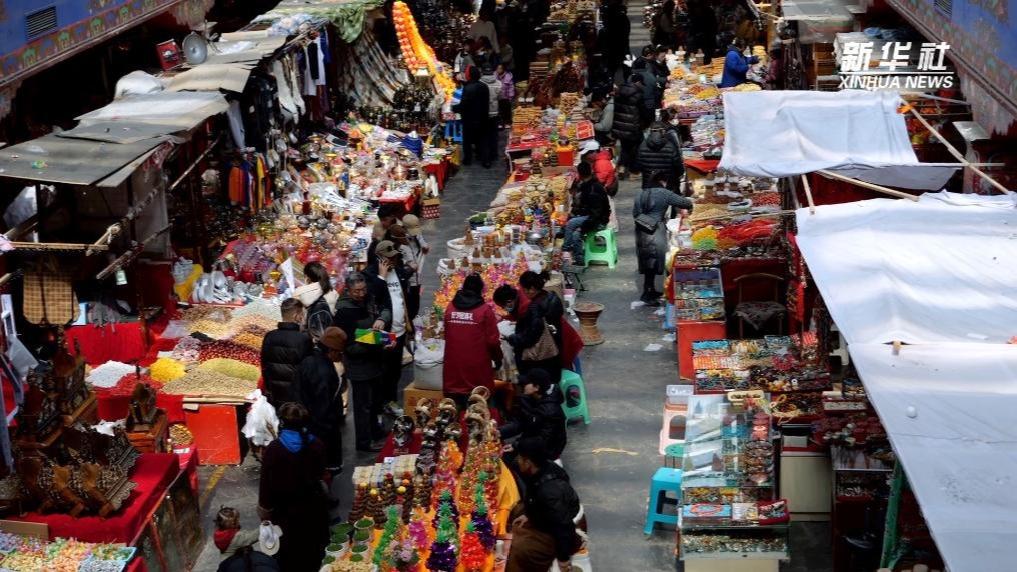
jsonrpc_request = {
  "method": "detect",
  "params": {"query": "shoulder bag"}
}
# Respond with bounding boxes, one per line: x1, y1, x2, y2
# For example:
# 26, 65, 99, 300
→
634, 189, 659, 233
522, 320, 559, 361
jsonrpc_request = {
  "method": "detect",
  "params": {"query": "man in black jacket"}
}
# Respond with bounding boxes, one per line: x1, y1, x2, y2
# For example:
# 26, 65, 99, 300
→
452, 65, 491, 166
295, 326, 347, 472
506, 438, 582, 572
333, 272, 391, 453
500, 369, 567, 461
638, 116, 685, 190
563, 162, 611, 264
260, 298, 313, 406
612, 72, 646, 179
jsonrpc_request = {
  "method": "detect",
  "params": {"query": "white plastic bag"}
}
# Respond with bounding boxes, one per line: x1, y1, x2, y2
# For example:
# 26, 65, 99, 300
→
413, 339, 445, 390
242, 390, 279, 446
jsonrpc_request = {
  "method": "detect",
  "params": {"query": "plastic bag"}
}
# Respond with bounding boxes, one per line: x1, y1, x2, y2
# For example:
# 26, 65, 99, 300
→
242, 390, 279, 446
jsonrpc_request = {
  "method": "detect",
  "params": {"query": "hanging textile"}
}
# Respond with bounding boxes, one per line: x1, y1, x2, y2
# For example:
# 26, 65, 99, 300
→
22, 256, 80, 325
226, 100, 246, 149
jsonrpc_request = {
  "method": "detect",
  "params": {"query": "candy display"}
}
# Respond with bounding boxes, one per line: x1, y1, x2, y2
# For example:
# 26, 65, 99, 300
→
0, 536, 134, 572
691, 336, 830, 398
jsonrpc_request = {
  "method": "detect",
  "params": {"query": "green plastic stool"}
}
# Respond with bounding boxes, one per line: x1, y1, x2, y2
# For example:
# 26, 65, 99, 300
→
559, 369, 591, 424
664, 443, 685, 468
584, 227, 618, 269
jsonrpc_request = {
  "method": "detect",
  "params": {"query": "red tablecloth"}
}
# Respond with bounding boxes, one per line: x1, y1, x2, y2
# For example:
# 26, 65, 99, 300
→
379, 193, 417, 216
65, 323, 148, 366
424, 160, 450, 190
96, 393, 185, 424
684, 158, 721, 173
11, 453, 180, 543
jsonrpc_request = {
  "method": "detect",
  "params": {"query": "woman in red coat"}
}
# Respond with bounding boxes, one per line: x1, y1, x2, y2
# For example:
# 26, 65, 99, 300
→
443, 274, 504, 400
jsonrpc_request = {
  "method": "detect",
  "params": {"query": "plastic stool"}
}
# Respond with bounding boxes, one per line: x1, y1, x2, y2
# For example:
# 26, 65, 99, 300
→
584, 228, 618, 269
444, 120, 463, 143
664, 443, 685, 468
559, 369, 591, 425
644, 467, 683, 535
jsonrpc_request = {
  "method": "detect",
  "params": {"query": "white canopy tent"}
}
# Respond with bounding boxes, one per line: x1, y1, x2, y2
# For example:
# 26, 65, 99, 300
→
795, 192, 1017, 572
717, 91, 963, 191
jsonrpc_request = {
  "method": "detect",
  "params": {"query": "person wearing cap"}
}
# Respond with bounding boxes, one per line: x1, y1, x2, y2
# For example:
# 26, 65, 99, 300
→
581, 140, 618, 195
563, 162, 611, 265
258, 402, 329, 572
506, 437, 582, 572
333, 272, 391, 453
400, 214, 430, 320
367, 240, 411, 419
499, 369, 567, 461
443, 274, 503, 404
294, 326, 347, 472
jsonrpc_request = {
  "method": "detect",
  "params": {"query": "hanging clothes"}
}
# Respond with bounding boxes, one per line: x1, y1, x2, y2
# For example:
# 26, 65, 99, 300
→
287, 54, 305, 116
302, 45, 317, 97
226, 100, 246, 149
314, 36, 327, 87
228, 162, 245, 205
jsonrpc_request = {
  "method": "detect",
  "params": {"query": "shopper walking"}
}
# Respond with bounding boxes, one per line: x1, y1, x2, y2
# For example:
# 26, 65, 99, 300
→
453, 66, 490, 166
258, 402, 330, 572
443, 274, 503, 402
367, 240, 411, 418
293, 261, 338, 342
598, 0, 631, 75
505, 438, 583, 572
468, 5, 499, 54
612, 72, 645, 179
507, 271, 564, 384
261, 298, 313, 406
653, 0, 678, 50
590, 92, 614, 145
294, 326, 347, 472
634, 171, 694, 305
499, 369, 567, 461
495, 63, 515, 129
333, 272, 390, 453
480, 64, 502, 167
638, 116, 685, 190
687, 0, 718, 64
563, 162, 610, 265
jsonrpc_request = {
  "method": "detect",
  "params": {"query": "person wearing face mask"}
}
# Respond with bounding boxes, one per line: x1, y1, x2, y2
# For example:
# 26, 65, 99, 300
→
260, 298, 314, 406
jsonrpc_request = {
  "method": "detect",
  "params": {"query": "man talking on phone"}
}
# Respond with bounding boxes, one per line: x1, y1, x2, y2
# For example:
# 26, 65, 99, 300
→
367, 240, 412, 419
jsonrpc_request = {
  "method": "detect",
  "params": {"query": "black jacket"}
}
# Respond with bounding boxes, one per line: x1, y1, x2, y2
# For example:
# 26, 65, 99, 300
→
612, 82, 645, 142
500, 385, 567, 459
572, 178, 611, 231
217, 549, 280, 572
522, 462, 581, 562
295, 345, 343, 438
638, 123, 685, 188
453, 79, 491, 126
333, 293, 391, 381
260, 323, 313, 405
509, 290, 564, 353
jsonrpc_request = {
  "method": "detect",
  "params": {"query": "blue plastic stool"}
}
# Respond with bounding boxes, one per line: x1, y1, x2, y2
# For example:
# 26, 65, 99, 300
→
444, 120, 463, 143
559, 369, 590, 425
584, 227, 618, 269
644, 467, 683, 535
571, 357, 583, 376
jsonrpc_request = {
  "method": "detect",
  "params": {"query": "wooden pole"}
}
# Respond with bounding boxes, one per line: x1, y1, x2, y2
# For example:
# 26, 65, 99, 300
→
817, 170, 920, 202
905, 106, 1013, 196
10, 242, 110, 252
801, 174, 816, 214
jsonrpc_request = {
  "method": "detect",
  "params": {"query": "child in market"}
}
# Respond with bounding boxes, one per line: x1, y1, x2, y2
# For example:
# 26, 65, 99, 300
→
495, 62, 515, 129
214, 506, 261, 561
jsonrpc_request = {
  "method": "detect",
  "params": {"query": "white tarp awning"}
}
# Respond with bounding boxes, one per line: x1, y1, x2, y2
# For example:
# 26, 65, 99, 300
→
719, 90, 920, 177
797, 193, 1017, 572
850, 343, 1017, 572
795, 191, 1017, 345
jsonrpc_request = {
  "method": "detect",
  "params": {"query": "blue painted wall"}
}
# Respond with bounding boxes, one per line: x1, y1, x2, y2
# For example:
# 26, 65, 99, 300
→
0, 0, 136, 58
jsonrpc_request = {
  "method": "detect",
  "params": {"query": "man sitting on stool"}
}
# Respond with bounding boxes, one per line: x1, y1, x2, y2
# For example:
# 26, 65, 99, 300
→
500, 369, 567, 463
563, 161, 611, 266
507, 438, 583, 572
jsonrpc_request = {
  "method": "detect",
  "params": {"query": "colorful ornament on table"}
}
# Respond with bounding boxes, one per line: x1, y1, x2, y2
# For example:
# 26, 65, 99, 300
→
374, 506, 402, 568
386, 535, 420, 572
349, 482, 369, 522
460, 522, 487, 572
368, 488, 387, 529
426, 492, 459, 572
431, 490, 459, 531
470, 477, 497, 550
407, 506, 431, 551
400, 473, 415, 523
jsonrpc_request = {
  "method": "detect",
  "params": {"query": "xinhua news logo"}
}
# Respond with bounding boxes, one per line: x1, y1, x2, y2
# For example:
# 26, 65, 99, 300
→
838, 42, 955, 90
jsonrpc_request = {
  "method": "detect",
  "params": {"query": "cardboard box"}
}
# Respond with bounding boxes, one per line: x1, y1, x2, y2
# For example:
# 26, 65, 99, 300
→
403, 382, 444, 421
